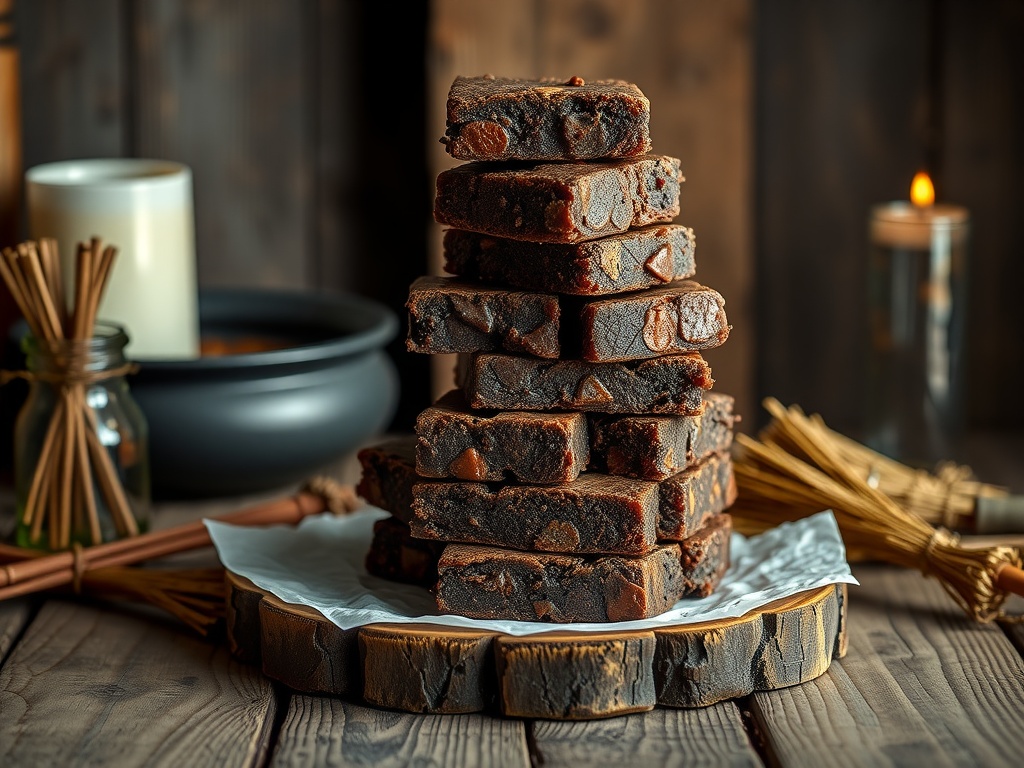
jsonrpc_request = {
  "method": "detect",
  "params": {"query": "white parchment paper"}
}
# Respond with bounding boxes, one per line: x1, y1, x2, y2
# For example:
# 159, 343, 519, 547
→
206, 506, 858, 636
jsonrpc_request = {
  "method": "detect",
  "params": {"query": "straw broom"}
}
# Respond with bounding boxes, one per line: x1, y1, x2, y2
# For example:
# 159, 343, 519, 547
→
0, 541, 226, 636
784, 406, 1021, 533
731, 397, 1024, 624
0, 476, 360, 634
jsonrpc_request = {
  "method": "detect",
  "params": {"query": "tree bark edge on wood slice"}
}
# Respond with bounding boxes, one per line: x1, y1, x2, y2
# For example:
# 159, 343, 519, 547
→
224, 570, 847, 720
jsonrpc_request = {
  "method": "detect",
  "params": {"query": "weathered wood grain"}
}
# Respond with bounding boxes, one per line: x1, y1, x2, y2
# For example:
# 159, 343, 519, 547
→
497, 630, 658, 719
225, 571, 265, 666
531, 705, 762, 768
360, 623, 499, 714
311, 0, 358, 293
748, 566, 1024, 767
0, 599, 276, 767
656, 584, 847, 708
0, 597, 31, 662
259, 587, 361, 700
132, 0, 311, 291
270, 696, 531, 768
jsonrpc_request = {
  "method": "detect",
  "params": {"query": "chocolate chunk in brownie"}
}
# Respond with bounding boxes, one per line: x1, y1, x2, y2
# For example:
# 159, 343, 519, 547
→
443, 224, 696, 296
365, 515, 445, 587
657, 453, 737, 540
435, 542, 687, 623
356, 438, 420, 524
440, 74, 652, 161
411, 472, 660, 556
589, 392, 737, 480
456, 352, 713, 414
434, 155, 682, 243
565, 280, 730, 362
677, 513, 733, 597
406, 275, 561, 358
415, 389, 590, 484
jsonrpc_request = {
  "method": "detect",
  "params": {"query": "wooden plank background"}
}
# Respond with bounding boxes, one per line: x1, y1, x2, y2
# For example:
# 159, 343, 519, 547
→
4, 0, 1022, 446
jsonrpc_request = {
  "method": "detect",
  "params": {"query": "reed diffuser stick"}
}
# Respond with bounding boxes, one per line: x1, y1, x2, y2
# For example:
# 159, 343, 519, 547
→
0, 237, 136, 549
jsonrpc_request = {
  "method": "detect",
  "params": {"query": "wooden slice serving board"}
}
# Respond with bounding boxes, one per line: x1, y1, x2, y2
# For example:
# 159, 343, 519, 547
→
225, 570, 848, 720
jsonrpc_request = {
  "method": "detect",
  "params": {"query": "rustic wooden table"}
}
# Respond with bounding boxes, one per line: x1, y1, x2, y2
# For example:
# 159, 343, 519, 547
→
1, 436, 1023, 767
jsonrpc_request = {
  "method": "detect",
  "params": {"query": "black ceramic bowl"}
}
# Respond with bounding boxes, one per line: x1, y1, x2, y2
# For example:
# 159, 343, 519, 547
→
131, 288, 400, 499
2, 288, 401, 499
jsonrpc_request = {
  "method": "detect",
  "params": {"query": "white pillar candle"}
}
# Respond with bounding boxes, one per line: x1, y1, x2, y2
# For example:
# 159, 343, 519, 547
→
24, 158, 200, 360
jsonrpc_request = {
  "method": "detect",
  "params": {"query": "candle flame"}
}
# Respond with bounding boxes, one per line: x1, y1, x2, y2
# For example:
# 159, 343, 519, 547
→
910, 172, 935, 207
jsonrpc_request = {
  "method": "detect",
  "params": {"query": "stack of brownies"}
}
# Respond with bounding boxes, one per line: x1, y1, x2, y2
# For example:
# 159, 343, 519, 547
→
357, 74, 738, 623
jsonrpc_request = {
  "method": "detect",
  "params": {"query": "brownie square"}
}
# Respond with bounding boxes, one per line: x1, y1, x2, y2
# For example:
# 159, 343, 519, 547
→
589, 392, 737, 480
407, 275, 728, 363
435, 542, 687, 623
364, 515, 444, 587
415, 389, 589, 484
434, 155, 682, 243
406, 275, 561, 358
456, 352, 713, 415
356, 438, 421, 524
412, 472, 660, 556
440, 74, 651, 161
443, 224, 696, 296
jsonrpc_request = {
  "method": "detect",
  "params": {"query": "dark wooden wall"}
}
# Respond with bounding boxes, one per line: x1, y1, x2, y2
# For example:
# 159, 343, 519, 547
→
4, 0, 1022, 442
8, 0, 432, 431
757, 0, 1024, 436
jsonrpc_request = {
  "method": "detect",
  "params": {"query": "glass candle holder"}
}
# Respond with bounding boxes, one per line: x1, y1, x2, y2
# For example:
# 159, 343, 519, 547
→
865, 201, 970, 469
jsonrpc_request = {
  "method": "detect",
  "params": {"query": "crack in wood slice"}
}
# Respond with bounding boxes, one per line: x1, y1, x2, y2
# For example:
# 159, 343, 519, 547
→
224, 571, 847, 720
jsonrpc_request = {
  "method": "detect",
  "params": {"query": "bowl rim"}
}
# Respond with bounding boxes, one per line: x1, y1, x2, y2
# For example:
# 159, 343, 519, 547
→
8, 287, 400, 372
145, 287, 400, 371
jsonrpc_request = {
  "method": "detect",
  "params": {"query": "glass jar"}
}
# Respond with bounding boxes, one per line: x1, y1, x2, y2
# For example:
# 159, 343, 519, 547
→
14, 322, 150, 550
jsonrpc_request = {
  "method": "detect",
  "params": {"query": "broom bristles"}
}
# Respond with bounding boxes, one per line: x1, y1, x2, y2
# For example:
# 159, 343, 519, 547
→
758, 398, 1008, 530
732, 398, 1022, 623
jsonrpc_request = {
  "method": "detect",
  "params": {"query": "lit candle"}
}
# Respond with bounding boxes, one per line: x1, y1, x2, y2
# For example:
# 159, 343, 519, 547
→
864, 172, 971, 468
870, 172, 969, 250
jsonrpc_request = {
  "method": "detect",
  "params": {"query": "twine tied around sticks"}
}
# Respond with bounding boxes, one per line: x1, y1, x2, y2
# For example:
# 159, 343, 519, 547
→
1, 362, 139, 390
302, 475, 361, 515
924, 527, 960, 572
71, 542, 86, 594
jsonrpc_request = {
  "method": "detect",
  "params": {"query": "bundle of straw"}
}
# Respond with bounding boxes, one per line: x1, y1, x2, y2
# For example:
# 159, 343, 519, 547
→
795, 411, 1017, 533
731, 398, 1024, 623
0, 237, 137, 549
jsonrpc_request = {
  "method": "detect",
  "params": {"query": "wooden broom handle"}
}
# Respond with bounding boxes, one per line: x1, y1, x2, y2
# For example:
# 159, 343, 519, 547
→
996, 564, 1024, 598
